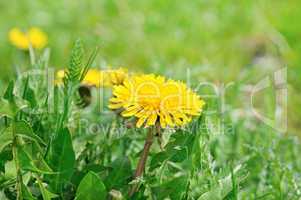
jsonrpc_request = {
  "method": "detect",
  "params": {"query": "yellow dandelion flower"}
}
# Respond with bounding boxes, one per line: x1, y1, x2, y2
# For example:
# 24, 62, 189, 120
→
8, 27, 48, 50
56, 68, 128, 87
8, 28, 29, 50
27, 27, 48, 49
109, 74, 205, 128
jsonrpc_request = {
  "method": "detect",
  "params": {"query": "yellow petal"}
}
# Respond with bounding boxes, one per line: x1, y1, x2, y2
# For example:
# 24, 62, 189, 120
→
159, 112, 166, 128
109, 98, 122, 103
136, 116, 147, 128
121, 106, 140, 117
165, 113, 173, 127
146, 112, 157, 126
108, 103, 123, 109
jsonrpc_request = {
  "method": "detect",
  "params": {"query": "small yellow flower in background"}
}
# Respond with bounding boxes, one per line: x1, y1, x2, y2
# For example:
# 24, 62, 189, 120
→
109, 74, 205, 128
28, 28, 48, 49
8, 27, 48, 50
56, 68, 128, 87
8, 28, 28, 50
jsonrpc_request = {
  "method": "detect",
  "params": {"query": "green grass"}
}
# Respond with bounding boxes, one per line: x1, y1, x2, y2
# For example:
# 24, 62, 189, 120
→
0, 0, 300, 199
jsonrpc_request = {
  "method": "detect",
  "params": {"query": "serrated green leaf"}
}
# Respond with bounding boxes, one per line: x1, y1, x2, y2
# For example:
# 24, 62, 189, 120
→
104, 157, 132, 190
198, 165, 243, 200
0, 99, 16, 118
14, 121, 46, 146
37, 179, 58, 200
30, 142, 53, 173
0, 127, 13, 153
17, 146, 52, 174
151, 174, 189, 199
75, 171, 107, 200
0, 98, 29, 118
71, 164, 108, 188
46, 128, 75, 192
21, 182, 36, 200
150, 132, 194, 171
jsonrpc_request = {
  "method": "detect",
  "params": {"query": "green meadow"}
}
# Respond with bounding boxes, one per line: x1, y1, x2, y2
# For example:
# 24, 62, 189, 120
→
0, 0, 300, 199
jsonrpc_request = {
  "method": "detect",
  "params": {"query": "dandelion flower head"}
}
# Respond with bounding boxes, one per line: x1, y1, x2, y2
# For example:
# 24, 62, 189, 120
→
109, 74, 205, 128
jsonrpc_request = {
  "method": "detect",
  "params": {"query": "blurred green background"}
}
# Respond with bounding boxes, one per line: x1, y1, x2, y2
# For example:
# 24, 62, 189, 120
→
0, 0, 300, 134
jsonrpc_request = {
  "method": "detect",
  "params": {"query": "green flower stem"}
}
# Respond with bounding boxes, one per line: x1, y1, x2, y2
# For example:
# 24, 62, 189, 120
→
129, 126, 155, 197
